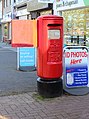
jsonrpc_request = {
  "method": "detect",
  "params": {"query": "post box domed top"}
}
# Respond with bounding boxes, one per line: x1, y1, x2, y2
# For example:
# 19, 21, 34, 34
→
37, 15, 63, 20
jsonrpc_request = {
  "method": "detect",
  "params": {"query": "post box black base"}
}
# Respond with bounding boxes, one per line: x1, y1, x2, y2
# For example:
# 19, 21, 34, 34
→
37, 77, 63, 98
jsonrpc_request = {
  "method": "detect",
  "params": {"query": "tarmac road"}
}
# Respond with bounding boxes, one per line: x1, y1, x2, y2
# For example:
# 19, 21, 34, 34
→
0, 43, 37, 96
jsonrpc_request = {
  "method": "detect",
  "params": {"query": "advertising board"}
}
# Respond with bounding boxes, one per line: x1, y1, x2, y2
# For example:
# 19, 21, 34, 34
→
17, 47, 36, 71
56, 0, 89, 11
63, 46, 89, 95
65, 47, 88, 88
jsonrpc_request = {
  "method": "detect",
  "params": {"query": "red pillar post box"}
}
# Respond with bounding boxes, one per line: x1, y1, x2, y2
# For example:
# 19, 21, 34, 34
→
37, 15, 63, 97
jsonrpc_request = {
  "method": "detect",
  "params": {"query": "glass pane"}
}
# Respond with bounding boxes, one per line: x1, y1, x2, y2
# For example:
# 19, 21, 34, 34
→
62, 8, 87, 46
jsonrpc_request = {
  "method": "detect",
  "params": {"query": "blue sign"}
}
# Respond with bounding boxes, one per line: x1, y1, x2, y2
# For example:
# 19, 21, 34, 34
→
65, 47, 88, 88
19, 47, 35, 67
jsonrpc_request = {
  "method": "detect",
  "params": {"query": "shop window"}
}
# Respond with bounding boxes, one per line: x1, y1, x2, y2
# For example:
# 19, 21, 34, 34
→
4, 25, 8, 37
3, 24, 8, 43
14, 0, 16, 3
63, 8, 89, 47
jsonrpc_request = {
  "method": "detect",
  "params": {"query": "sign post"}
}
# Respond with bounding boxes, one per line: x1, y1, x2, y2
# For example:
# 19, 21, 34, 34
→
53, 0, 57, 15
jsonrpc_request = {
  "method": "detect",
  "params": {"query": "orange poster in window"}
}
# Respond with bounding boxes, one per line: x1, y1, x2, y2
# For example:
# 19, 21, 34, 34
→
11, 20, 37, 47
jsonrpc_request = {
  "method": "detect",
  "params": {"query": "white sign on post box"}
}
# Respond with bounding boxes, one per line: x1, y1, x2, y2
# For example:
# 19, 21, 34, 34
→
38, 0, 54, 3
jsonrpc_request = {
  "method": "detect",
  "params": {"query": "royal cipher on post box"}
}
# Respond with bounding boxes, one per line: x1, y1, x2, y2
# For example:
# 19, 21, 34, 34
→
37, 15, 63, 79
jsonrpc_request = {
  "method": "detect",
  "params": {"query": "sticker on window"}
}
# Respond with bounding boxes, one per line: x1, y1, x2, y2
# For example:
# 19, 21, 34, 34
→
48, 30, 60, 39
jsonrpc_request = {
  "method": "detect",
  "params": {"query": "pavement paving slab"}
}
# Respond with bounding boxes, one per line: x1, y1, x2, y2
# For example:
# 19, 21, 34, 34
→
0, 92, 88, 119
